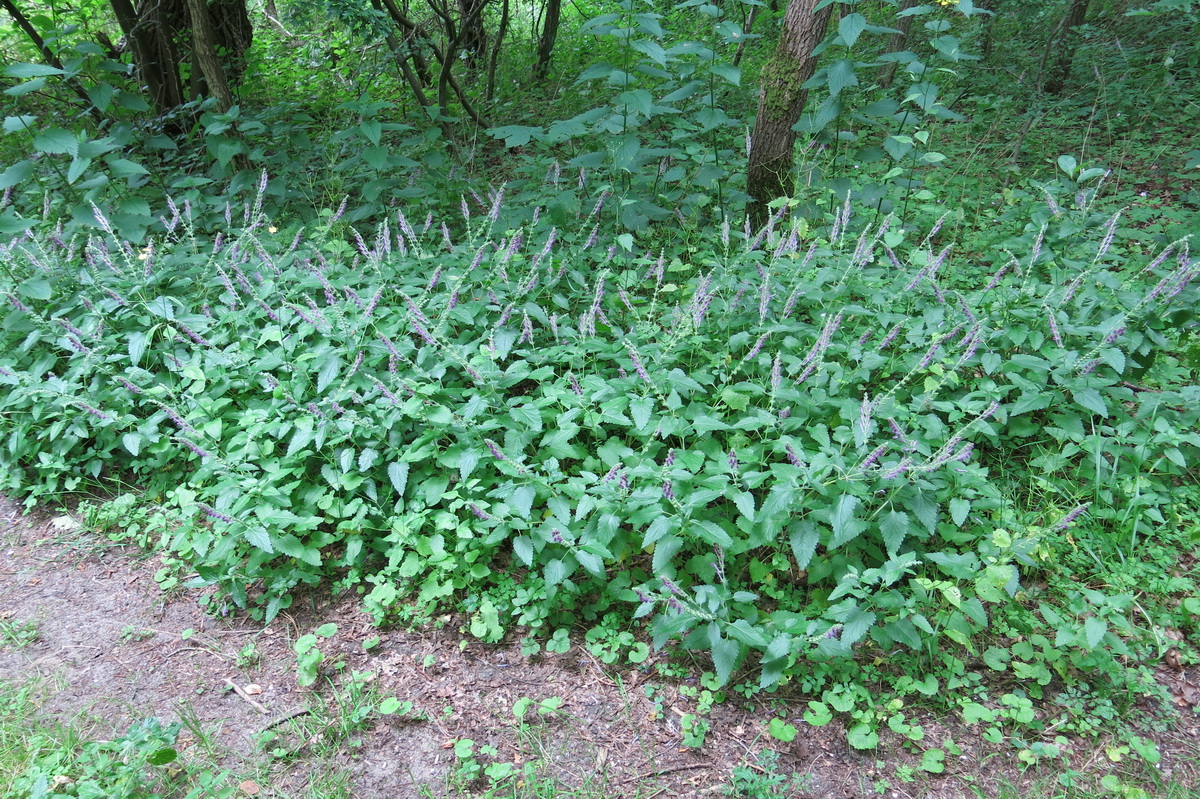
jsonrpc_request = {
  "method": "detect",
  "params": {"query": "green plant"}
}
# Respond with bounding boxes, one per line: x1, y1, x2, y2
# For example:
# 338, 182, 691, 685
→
724, 750, 811, 798
294, 623, 338, 687
0, 617, 39, 648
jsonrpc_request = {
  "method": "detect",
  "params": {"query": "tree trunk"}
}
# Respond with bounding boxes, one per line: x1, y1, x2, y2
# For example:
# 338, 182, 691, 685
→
877, 0, 917, 90
746, 0, 833, 228
186, 0, 234, 110
109, 0, 186, 116
1044, 0, 1090, 94
486, 0, 509, 100
456, 0, 487, 67
532, 0, 560, 81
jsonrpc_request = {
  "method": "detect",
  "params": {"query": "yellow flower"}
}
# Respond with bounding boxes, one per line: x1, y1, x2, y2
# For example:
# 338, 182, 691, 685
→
268, 226, 278, 234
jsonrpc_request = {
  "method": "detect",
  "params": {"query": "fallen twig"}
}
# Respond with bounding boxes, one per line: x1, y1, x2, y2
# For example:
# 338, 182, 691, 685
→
225, 678, 269, 714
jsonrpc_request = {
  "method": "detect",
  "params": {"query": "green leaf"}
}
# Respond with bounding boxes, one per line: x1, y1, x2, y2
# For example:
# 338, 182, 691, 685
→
708, 62, 741, 86
920, 748, 946, 773
847, 723, 879, 750
18, 277, 50, 300
733, 491, 756, 522
708, 623, 739, 685
316, 355, 341, 393
34, 128, 78, 156
880, 511, 909, 556
839, 13, 868, 47
1071, 387, 1108, 417
804, 701, 833, 726
146, 748, 178, 766
830, 494, 865, 547
1084, 616, 1107, 649
128, 331, 148, 366
387, 462, 409, 496
513, 536, 534, 567
826, 59, 859, 96
720, 387, 749, 411
1057, 154, 1078, 179
4, 62, 64, 78
630, 395, 654, 429
768, 717, 798, 742
316, 623, 338, 637
358, 448, 379, 472
789, 520, 819, 569
949, 497, 970, 527
122, 433, 142, 456
244, 526, 273, 552
0, 160, 35, 190
511, 485, 535, 519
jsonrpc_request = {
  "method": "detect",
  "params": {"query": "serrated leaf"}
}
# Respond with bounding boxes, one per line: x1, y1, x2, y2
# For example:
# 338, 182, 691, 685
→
1084, 616, 1107, 649
275, 533, 322, 566
1010, 392, 1051, 415
839, 13, 868, 47
128, 331, 148, 366
733, 491, 756, 522
708, 62, 741, 86
575, 549, 605, 577
5, 62, 63, 78
34, 128, 77, 156
511, 485, 535, 519
387, 462, 409, 496
458, 448, 481, 481
244, 525, 273, 552
316, 355, 341, 393
830, 494, 865, 547
880, 511, 909, 556
513, 536, 534, 567
789, 520, 819, 569
652, 534, 683, 574
0, 159, 35, 190
358, 447, 379, 472
826, 58, 859, 96
630, 395, 654, 430
544, 558, 568, 586
720, 387, 749, 410
122, 433, 142, 456
949, 497, 970, 527
18, 277, 50, 300
708, 623, 739, 686
1071, 387, 1108, 417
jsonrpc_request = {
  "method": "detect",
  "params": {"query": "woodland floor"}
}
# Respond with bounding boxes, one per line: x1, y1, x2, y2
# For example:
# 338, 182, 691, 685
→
1, 494, 1199, 799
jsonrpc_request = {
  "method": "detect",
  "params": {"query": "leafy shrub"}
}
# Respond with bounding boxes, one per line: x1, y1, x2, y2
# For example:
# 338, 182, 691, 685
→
0, 181, 1196, 694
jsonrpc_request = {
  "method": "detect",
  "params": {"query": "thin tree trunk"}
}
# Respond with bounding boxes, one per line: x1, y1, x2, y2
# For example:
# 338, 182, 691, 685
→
877, 0, 917, 89
186, 0, 235, 110
532, 0, 560, 81
486, 0, 509, 100
1044, 0, 1090, 94
732, 5, 759, 68
746, 0, 834, 228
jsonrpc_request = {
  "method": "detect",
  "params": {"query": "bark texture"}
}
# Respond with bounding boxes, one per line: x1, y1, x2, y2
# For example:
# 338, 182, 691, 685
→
746, 0, 834, 228
1044, 0, 1091, 94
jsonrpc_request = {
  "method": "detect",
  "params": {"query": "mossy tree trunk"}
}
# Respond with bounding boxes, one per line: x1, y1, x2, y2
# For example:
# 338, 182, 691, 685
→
746, 0, 833, 228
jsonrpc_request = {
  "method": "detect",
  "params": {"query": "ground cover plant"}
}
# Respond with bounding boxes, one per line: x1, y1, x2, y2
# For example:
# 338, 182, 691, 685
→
1, 166, 1198, 766
0, 0, 1198, 792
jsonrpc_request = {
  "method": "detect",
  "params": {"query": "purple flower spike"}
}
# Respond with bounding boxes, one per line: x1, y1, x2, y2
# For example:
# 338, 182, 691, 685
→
784, 444, 803, 467
1056, 503, 1090, 530
485, 438, 509, 462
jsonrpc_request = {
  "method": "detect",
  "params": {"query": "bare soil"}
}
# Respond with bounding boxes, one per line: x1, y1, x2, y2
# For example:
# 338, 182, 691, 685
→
1, 495, 1198, 799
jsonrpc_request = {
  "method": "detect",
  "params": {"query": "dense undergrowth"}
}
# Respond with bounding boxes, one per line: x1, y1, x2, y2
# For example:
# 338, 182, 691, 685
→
1, 165, 1198, 746
1, 0, 1199, 781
